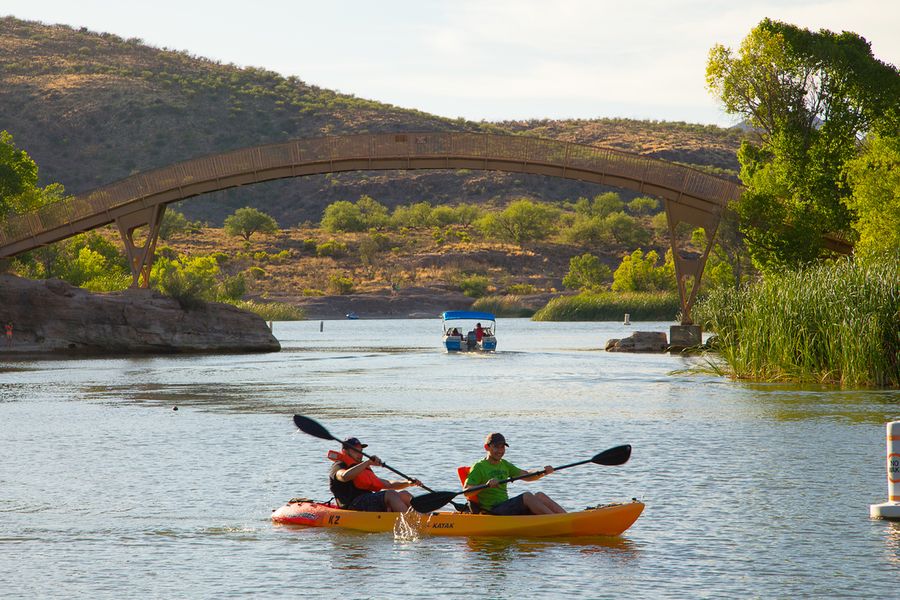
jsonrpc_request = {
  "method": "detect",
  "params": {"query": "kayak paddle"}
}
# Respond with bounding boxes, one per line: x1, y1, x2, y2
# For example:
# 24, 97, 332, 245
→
409, 444, 632, 514
292, 414, 469, 512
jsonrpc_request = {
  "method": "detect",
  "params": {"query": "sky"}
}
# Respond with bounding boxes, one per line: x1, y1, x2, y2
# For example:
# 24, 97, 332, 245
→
4, 0, 899, 126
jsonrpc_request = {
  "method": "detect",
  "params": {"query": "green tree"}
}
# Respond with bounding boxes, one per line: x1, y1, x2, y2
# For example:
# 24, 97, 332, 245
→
564, 215, 613, 246
356, 195, 389, 230
159, 209, 190, 240
391, 201, 434, 228
627, 196, 659, 215
224, 206, 278, 241
0, 130, 67, 218
562, 253, 612, 291
478, 199, 558, 246
592, 192, 625, 218
843, 133, 900, 258
150, 255, 220, 306
612, 249, 676, 292
706, 19, 900, 270
605, 212, 650, 247
321, 200, 364, 232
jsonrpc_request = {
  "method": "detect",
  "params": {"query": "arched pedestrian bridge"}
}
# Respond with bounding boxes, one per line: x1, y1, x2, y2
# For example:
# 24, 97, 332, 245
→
0, 132, 744, 324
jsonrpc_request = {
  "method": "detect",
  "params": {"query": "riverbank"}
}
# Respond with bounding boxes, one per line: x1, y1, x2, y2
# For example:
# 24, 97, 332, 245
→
0, 274, 279, 355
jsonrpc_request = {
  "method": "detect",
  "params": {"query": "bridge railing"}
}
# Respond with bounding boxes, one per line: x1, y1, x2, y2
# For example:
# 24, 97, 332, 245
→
0, 132, 741, 249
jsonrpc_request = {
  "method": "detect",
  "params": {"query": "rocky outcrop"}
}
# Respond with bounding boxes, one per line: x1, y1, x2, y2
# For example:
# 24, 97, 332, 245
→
0, 274, 280, 355
605, 331, 669, 353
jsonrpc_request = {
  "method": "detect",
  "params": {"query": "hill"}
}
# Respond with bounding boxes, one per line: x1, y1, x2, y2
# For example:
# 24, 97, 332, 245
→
0, 16, 745, 227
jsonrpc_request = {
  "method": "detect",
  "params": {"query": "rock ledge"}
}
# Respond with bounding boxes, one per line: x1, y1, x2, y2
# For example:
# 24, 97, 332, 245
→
0, 274, 280, 355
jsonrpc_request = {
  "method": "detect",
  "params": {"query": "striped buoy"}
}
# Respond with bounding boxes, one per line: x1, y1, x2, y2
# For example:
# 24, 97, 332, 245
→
870, 421, 900, 520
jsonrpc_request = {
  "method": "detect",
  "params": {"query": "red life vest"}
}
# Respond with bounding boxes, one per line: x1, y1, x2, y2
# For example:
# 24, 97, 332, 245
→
327, 450, 383, 492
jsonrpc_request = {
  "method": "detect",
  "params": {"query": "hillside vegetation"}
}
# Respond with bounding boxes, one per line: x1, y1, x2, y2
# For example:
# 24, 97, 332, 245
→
0, 16, 745, 227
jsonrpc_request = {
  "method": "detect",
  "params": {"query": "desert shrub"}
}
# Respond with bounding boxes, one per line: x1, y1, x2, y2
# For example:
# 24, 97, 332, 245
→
327, 274, 354, 295
316, 240, 348, 257
507, 283, 537, 295
627, 196, 659, 215
458, 274, 490, 298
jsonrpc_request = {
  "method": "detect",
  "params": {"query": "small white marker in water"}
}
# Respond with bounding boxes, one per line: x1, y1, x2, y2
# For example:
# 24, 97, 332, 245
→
624, 313, 631, 325
870, 421, 900, 520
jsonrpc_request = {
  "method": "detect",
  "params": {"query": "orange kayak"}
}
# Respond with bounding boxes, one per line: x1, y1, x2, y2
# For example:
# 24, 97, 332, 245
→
271, 499, 643, 537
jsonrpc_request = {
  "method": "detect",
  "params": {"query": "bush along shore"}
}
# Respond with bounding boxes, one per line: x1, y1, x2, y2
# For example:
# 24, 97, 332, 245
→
693, 255, 900, 388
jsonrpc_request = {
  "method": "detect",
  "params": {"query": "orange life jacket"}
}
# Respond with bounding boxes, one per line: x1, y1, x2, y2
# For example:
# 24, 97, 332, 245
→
327, 450, 383, 492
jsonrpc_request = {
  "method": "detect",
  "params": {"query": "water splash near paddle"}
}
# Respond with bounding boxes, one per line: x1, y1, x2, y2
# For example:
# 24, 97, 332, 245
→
393, 508, 428, 541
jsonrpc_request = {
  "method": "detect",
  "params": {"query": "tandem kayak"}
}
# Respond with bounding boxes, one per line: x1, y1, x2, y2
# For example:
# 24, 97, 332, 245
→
271, 498, 644, 538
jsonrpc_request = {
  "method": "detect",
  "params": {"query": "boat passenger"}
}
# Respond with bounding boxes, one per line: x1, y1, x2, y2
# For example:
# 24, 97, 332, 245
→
328, 437, 421, 512
475, 323, 485, 342
464, 433, 566, 515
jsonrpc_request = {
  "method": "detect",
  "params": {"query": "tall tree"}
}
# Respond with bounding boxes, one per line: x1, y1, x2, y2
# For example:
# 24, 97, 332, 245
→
706, 19, 900, 270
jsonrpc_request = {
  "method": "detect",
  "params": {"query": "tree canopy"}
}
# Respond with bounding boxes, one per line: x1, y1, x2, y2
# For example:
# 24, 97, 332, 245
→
223, 206, 279, 240
706, 19, 900, 270
0, 130, 67, 219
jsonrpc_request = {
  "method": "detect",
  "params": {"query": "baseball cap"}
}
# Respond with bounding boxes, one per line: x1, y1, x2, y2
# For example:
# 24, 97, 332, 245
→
485, 432, 509, 447
342, 437, 368, 449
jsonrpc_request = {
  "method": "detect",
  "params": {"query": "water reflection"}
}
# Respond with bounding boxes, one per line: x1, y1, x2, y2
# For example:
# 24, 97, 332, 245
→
463, 534, 639, 561
881, 521, 900, 566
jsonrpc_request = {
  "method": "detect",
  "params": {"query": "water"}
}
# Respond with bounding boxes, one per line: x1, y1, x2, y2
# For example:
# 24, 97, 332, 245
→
2, 319, 898, 598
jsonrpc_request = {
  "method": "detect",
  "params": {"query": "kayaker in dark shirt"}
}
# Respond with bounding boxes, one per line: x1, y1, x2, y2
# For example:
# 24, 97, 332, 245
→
328, 437, 421, 512
464, 432, 566, 515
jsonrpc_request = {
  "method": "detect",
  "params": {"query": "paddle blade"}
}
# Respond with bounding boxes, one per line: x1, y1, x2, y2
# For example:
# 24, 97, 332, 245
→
411, 491, 459, 514
292, 415, 335, 442
592, 444, 631, 466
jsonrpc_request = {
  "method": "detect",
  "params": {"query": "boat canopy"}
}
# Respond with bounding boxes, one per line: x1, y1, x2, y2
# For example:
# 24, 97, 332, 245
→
441, 311, 496, 322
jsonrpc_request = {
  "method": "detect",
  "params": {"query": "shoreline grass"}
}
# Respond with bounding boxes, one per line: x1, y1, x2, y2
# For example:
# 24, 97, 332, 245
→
532, 291, 680, 321
471, 295, 537, 318
227, 299, 305, 321
693, 255, 899, 388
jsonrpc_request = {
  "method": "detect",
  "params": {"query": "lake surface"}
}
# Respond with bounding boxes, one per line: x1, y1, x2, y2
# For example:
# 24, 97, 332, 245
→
2, 318, 899, 598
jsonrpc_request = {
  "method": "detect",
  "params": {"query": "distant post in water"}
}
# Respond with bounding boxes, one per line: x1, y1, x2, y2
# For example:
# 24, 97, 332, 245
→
870, 421, 900, 520
623, 313, 630, 325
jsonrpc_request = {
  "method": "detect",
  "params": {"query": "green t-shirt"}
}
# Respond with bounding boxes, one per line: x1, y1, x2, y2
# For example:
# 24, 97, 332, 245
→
464, 458, 524, 511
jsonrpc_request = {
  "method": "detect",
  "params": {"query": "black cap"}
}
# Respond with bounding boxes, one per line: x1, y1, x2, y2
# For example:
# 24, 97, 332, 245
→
485, 432, 509, 447
342, 437, 367, 449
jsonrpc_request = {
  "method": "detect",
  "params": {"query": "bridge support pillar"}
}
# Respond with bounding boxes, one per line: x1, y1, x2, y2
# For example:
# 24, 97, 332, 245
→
115, 205, 166, 289
664, 199, 720, 326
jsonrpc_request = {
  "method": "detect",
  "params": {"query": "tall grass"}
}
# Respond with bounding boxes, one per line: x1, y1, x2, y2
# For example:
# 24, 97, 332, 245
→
471, 295, 536, 317
693, 255, 899, 387
227, 299, 305, 321
532, 291, 680, 321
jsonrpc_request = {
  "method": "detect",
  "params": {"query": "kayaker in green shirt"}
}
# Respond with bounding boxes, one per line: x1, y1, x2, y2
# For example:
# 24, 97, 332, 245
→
463, 432, 566, 515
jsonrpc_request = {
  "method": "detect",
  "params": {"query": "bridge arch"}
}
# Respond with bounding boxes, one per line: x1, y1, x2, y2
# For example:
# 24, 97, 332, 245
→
0, 132, 744, 324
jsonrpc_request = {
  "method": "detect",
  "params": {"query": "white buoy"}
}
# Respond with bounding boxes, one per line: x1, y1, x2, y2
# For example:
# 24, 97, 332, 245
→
870, 421, 900, 520
624, 313, 631, 325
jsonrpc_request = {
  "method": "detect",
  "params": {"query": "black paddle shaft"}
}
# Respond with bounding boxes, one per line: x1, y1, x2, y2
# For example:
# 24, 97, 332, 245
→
292, 414, 435, 490
410, 444, 632, 513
